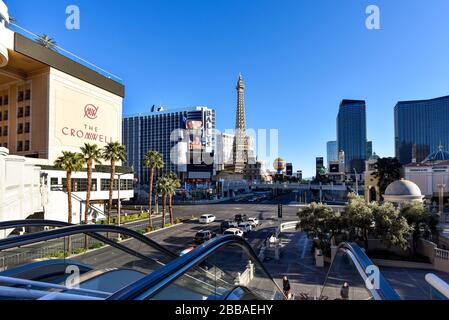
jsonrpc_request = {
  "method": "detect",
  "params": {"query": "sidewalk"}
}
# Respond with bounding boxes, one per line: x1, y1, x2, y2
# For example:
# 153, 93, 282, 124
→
263, 231, 329, 299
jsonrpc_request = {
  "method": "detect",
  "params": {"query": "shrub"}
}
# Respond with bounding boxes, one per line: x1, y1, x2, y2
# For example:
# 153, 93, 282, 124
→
174, 218, 182, 225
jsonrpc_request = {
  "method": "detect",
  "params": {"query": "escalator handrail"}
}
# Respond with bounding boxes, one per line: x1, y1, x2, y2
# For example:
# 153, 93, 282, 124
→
0, 220, 175, 265
108, 235, 285, 300
0, 222, 178, 260
0, 220, 72, 230
336, 242, 400, 300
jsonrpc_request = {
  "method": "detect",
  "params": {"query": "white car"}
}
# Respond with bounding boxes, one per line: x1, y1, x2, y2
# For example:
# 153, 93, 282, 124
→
247, 218, 259, 228
223, 228, 244, 237
199, 214, 216, 224
238, 222, 252, 234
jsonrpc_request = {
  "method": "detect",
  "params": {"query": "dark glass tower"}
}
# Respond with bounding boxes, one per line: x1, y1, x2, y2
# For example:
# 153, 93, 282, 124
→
337, 99, 367, 173
395, 95, 449, 164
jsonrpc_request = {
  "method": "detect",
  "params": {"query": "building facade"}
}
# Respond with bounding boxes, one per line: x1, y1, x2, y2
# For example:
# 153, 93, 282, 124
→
405, 147, 449, 199
0, 0, 131, 225
122, 106, 216, 187
327, 141, 337, 167
395, 95, 449, 165
337, 99, 367, 173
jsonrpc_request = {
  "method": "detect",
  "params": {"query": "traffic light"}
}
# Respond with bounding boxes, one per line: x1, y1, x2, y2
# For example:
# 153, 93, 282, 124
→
278, 204, 283, 218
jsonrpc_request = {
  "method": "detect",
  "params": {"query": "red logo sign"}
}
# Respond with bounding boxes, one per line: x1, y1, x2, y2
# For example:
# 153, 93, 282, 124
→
84, 104, 99, 120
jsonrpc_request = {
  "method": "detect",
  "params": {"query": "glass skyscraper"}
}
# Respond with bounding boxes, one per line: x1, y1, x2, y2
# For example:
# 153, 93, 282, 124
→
326, 141, 338, 167
337, 99, 367, 173
395, 95, 449, 164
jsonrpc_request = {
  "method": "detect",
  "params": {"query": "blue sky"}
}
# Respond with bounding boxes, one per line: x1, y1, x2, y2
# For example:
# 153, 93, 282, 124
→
6, 0, 449, 177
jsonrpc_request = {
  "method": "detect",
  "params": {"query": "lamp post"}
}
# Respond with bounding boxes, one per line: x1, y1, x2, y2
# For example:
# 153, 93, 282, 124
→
437, 182, 446, 224
116, 173, 126, 241
353, 169, 359, 196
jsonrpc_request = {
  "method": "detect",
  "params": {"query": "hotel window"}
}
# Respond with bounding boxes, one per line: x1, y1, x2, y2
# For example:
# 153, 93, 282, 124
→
18, 107, 23, 118
3, 143, 7, 148
18, 91, 24, 102
3, 126, 7, 136
24, 140, 30, 151
0, 96, 2, 105
17, 123, 23, 134
62, 178, 97, 192
25, 90, 31, 100
3, 111, 7, 121
17, 141, 23, 152
25, 106, 31, 117
0, 112, 2, 121
3, 96, 8, 105
24, 122, 30, 133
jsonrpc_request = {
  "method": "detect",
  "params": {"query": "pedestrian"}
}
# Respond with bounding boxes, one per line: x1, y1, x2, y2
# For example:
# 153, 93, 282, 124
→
283, 276, 292, 299
340, 282, 350, 300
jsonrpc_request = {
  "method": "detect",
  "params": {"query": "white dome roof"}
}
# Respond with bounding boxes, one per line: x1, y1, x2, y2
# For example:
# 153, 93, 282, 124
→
385, 179, 422, 197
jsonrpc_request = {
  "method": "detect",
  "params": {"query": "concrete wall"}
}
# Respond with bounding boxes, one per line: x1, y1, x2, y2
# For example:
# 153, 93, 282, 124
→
0, 147, 42, 237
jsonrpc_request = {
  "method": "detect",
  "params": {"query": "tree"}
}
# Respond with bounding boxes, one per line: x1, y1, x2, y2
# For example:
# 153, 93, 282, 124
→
80, 143, 102, 225
143, 151, 165, 226
371, 202, 411, 250
165, 172, 181, 225
400, 201, 439, 254
297, 202, 340, 250
102, 142, 127, 225
54, 152, 84, 254
36, 34, 57, 50
157, 175, 171, 227
372, 157, 402, 198
341, 193, 374, 250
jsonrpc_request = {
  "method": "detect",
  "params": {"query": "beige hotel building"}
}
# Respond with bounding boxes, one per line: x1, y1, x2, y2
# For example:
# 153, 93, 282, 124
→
0, 0, 133, 228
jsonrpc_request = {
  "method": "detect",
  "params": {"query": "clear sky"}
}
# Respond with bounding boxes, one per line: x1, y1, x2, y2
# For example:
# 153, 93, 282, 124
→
6, 0, 449, 177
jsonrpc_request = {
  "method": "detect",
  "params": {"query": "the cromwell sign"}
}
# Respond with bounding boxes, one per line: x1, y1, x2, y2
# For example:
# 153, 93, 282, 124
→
84, 104, 99, 120
61, 104, 113, 143
54, 85, 119, 148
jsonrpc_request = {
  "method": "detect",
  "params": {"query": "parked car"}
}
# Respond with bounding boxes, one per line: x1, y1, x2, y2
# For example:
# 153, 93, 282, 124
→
247, 217, 260, 228
234, 214, 248, 223
223, 228, 244, 237
238, 222, 252, 234
194, 230, 216, 244
199, 214, 216, 224
220, 220, 239, 232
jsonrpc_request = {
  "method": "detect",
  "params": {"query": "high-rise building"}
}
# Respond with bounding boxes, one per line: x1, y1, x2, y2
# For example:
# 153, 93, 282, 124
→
326, 141, 338, 167
122, 106, 216, 186
316, 157, 324, 177
366, 141, 373, 160
395, 95, 449, 164
286, 163, 293, 176
337, 99, 367, 173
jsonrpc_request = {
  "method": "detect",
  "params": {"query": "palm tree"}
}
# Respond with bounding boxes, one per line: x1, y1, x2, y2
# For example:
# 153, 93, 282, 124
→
372, 157, 402, 199
157, 176, 171, 227
36, 34, 57, 50
166, 172, 181, 225
54, 151, 84, 254
143, 151, 164, 226
80, 143, 102, 225
102, 142, 127, 225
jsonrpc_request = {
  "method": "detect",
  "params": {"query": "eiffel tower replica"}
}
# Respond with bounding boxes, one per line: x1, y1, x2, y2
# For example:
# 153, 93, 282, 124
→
230, 73, 250, 173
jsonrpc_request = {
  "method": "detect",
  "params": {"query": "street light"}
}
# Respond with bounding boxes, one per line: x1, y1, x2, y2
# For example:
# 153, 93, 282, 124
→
116, 172, 126, 241
353, 169, 359, 196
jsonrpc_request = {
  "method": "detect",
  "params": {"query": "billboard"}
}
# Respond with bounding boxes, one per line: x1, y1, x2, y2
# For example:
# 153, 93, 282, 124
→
316, 157, 324, 176
182, 109, 215, 180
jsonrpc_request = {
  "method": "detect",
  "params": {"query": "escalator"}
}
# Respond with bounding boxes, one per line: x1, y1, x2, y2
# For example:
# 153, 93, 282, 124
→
0, 220, 399, 300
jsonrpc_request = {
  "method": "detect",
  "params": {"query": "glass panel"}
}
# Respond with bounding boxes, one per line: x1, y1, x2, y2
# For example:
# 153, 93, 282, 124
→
0, 229, 177, 300
148, 243, 283, 300
320, 248, 373, 300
